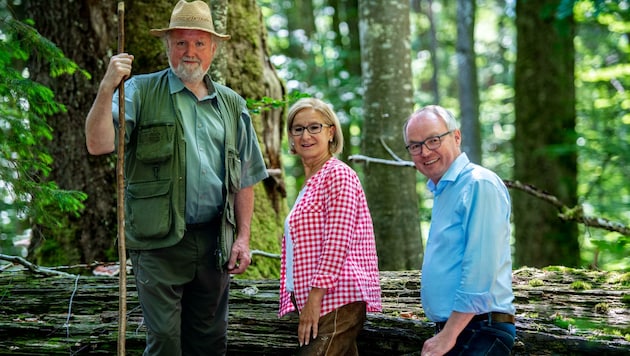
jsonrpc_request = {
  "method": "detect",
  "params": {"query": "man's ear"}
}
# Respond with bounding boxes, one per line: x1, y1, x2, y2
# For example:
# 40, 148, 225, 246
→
454, 129, 462, 144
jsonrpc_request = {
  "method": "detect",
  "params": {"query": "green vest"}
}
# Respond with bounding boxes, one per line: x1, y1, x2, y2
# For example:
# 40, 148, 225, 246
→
121, 69, 241, 256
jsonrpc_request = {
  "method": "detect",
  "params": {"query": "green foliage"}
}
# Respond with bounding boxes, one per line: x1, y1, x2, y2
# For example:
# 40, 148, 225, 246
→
553, 314, 575, 330
554, 314, 630, 341
570, 280, 592, 290
0, 16, 88, 252
618, 272, 630, 286
543, 265, 575, 273
246, 91, 310, 115
30, 229, 81, 267
235, 183, 284, 280
1, 18, 90, 80
572, 0, 630, 270
259, 0, 367, 161
593, 302, 609, 313
259, 0, 629, 271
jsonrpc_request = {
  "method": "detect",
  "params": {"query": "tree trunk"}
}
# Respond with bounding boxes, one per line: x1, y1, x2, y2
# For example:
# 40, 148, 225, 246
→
221, 0, 288, 245
456, 0, 482, 164
330, 0, 362, 164
426, 0, 440, 104
514, 0, 579, 267
1, 266, 628, 355
358, 0, 423, 270
20, 0, 120, 265
20, 0, 286, 277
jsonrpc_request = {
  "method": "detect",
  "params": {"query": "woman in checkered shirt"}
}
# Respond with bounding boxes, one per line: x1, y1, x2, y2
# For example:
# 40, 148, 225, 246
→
279, 98, 382, 355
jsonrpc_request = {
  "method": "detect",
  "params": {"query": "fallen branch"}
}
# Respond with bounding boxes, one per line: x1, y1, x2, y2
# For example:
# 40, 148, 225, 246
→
0, 253, 75, 277
251, 249, 281, 259
348, 154, 414, 167
348, 154, 629, 237
503, 180, 630, 236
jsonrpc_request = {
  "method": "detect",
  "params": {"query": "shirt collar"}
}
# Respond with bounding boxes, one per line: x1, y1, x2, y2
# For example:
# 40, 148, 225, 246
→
427, 153, 470, 194
167, 68, 217, 100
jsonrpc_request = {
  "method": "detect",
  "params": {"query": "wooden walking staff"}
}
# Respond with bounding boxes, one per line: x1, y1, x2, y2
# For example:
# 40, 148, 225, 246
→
116, 2, 127, 355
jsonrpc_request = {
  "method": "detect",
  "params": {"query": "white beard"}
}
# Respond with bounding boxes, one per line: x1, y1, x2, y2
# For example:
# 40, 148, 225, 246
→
170, 58, 208, 83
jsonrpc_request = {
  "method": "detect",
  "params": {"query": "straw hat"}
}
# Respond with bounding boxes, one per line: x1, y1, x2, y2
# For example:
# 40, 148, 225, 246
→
150, 0, 230, 40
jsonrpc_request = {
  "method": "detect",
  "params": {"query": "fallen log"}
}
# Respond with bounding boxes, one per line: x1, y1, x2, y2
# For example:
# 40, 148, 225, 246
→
0, 266, 628, 355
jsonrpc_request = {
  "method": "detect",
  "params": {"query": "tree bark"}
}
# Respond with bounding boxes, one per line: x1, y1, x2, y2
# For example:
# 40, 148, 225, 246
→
456, 0, 482, 164
514, 0, 580, 267
0, 267, 628, 355
358, 0, 423, 270
20, 0, 119, 266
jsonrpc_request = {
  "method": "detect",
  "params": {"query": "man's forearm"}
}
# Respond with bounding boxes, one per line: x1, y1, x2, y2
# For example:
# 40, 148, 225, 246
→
442, 311, 475, 339
234, 186, 254, 240
85, 87, 116, 155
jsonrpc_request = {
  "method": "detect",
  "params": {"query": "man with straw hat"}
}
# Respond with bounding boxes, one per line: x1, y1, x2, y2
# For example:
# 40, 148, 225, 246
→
85, 1, 268, 354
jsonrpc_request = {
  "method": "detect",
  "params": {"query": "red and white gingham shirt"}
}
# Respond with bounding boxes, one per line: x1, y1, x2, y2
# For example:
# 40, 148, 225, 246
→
278, 158, 382, 317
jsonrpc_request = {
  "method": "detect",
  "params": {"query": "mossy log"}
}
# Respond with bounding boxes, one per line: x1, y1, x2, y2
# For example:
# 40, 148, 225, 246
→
0, 267, 629, 355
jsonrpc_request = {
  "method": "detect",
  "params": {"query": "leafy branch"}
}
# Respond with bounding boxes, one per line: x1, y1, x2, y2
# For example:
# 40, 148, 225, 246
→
0, 16, 89, 233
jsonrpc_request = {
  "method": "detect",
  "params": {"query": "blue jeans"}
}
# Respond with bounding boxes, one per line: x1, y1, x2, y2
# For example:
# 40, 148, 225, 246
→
443, 320, 515, 356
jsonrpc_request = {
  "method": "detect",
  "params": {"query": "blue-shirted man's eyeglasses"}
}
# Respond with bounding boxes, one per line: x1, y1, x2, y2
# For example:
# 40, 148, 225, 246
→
406, 130, 453, 155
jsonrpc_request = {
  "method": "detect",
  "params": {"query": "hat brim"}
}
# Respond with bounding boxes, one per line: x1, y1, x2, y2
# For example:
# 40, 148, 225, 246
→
150, 27, 231, 40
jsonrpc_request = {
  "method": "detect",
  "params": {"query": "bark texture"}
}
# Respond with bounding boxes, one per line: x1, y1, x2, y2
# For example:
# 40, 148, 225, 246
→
1, 267, 628, 355
514, 0, 579, 267
456, 0, 481, 164
21, 0, 120, 266
358, 0, 423, 270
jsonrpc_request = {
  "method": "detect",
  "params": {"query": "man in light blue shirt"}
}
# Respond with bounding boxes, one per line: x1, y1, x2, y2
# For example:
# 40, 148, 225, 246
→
403, 105, 516, 355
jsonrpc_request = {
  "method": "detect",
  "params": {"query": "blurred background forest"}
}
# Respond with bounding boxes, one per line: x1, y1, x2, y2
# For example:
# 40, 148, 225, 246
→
1, 0, 628, 277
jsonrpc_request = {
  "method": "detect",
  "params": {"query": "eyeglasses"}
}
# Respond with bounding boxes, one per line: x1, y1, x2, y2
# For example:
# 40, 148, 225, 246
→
290, 123, 333, 136
406, 130, 453, 155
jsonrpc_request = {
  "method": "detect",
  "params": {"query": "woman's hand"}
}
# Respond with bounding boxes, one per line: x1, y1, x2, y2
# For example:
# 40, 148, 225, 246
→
298, 287, 326, 346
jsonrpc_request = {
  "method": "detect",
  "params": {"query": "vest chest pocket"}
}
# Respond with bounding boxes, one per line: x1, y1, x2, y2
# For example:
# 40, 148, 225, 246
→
136, 123, 175, 163
126, 179, 172, 239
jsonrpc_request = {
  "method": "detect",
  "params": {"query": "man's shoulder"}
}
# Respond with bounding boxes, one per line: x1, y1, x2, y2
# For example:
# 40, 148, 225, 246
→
212, 81, 244, 101
131, 68, 169, 82
127, 69, 171, 95
467, 162, 501, 182
461, 164, 508, 197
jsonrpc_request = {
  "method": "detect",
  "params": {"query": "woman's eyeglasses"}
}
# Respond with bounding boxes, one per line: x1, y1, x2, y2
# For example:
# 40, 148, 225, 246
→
290, 123, 333, 136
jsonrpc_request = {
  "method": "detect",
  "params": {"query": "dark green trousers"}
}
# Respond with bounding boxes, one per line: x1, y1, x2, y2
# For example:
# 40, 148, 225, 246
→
129, 224, 229, 356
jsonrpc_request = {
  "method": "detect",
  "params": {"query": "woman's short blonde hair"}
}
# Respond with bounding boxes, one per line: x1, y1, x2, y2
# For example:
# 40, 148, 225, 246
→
286, 97, 344, 155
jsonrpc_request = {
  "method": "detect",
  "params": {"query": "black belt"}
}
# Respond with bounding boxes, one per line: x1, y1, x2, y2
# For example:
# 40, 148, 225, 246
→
186, 221, 214, 230
186, 214, 221, 231
435, 312, 515, 331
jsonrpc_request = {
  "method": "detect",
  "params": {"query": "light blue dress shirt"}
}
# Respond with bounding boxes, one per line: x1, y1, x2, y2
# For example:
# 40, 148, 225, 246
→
421, 153, 516, 322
